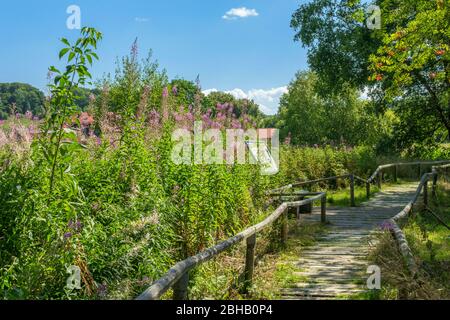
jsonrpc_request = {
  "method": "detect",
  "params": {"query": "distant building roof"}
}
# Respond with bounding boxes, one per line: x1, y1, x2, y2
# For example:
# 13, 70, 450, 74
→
258, 128, 277, 140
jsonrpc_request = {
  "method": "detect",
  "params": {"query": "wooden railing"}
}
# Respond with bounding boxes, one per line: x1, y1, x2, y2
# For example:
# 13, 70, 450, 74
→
272, 161, 450, 277
270, 173, 376, 208
367, 160, 450, 189
386, 162, 450, 276
137, 160, 449, 300
137, 192, 327, 300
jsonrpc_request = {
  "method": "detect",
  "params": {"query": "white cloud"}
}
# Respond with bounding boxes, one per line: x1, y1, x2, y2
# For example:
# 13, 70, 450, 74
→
135, 17, 149, 23
203, 86, 288, 115
203, 88, 219, 96
222, 7, 259, 20
226, 88, 248, 99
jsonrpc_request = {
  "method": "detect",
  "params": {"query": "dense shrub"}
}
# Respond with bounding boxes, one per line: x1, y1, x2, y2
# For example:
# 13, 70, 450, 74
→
0, 29, 271, 299
274, 145, 380, 187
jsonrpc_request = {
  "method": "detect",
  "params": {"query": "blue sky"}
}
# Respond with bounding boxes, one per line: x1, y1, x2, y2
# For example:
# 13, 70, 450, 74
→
0, 0, 309, 114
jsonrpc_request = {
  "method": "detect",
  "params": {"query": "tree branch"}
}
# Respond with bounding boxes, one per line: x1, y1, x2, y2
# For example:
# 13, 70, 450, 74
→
414, 71, 450, 133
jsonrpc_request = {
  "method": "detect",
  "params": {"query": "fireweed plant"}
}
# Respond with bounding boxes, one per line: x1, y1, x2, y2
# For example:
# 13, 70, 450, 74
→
0, 28, 271, 300
0, 29, 386, 300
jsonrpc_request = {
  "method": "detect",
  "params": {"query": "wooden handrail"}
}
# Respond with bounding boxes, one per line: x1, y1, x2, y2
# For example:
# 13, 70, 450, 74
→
137, 160, 449, 300
386, 164, 449, 276
291, 174, 351, 187
269, 191, 326, 197
269, 160, 450, 204
137, 193, 327, 300
367, 160, 450, 184
433, 163, 450, 171
353, 175, 368, 184
270, 161, 450, 194
268, 174, 359, 207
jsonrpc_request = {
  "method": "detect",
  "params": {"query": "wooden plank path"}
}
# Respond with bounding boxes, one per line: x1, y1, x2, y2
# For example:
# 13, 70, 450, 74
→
281, 183, 419, 300
138, 162, 449, 300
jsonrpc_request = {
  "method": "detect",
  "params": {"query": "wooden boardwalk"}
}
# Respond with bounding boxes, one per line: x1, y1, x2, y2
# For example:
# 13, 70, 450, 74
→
281, 183, 418, 300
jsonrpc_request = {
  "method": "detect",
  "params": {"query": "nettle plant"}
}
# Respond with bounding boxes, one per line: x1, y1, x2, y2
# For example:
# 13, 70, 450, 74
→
42, 27, 102, 195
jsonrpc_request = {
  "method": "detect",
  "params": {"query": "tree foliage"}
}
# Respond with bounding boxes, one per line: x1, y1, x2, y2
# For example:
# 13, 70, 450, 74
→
291, 0, 381, 94
203, 91, 265, 124
291, 0, 450, 153
0, 83, 45, 119
370, 0, 450, 139
275, 71, 382, 147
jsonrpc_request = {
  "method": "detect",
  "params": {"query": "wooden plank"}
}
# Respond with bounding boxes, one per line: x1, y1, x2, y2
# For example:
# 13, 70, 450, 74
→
298, 260, 367, 266
281, 288, 366, 295
294, 277, 364, 284
300, 252, 368, 257
283, 182, 426, 300
292, 283, 364, 289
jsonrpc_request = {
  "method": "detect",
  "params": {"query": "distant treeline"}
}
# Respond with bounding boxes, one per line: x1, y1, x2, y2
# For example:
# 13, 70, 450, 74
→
0, 83, 97, 120
0, 81, 266, 123
0, 83, 45, 119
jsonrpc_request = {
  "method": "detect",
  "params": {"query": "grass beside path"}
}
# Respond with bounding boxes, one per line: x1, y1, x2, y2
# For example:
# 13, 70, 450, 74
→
355, 180, 450, 300
326, 185, 378, 207
325, 179, 419, 207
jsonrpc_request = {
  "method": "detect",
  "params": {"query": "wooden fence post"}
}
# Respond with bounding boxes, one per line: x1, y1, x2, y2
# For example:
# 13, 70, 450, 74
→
350, 174, 355, 207
321, 195, 327, 223
432, 170, 438, 199
281, 209, 288, 245
377, 172, 382, 190
423, 180, 428, 206
173, 271, 189, 300
394, 165, 398, 183
366, 182, 371, 200
243, 233, 256, 293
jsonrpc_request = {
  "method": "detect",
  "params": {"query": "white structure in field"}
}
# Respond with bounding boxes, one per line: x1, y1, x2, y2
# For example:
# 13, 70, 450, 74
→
171, 124, 279, 176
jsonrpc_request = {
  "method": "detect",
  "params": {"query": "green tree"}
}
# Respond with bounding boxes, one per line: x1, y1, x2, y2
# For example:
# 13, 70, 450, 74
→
291, 0, 381, 94
275, 71, 380, 147
370, 0, 450, 139
170, 78, 199, 107
203, 91, 265, 123
0, 83, 45, 119
73, 87, 99, 111
291, 0, 450, 151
